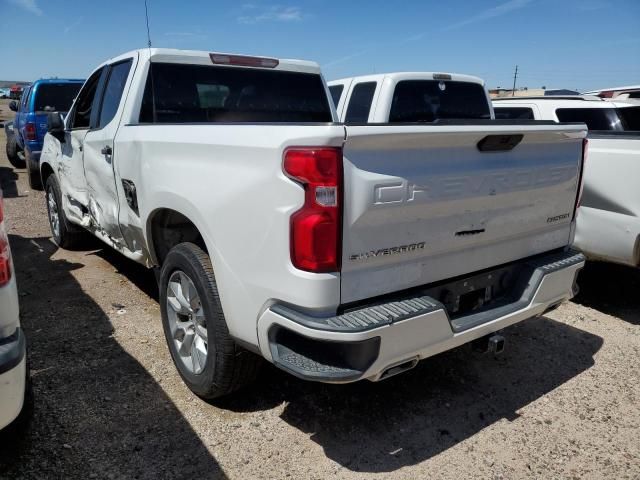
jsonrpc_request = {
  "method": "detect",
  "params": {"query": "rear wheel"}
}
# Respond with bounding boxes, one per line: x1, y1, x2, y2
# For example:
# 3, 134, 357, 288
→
159, 242, 262, 399
27, 155, 42, 190
5, 135, 25, 169
45, 175, 85, 249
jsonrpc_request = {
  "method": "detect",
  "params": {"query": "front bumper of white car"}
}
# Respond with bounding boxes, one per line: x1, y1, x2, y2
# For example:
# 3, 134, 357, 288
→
257, 249, 585, 383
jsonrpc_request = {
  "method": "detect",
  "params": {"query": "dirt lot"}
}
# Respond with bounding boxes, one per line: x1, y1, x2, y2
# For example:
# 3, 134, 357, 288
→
0, 98, 638, 480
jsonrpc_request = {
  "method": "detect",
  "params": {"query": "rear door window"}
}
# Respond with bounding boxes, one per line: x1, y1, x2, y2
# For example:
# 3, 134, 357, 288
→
70, 68, 106, 129
493, 107, 535, 120
33, 83, 82, 112
139, 63, 332, 123
555, 108, 623, 130
97, 59, 133, 128
344, 82, 376, 123
389, 80, 491, 123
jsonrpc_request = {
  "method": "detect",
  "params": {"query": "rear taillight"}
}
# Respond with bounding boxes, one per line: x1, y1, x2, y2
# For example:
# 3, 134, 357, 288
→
284, 147, 343, 273
0, 190, 12, 287
25, 122, 36, 141
573, 138, 588, 219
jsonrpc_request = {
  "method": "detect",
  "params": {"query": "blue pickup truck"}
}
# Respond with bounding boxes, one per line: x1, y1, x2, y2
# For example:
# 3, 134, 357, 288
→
7, 78, 84, 188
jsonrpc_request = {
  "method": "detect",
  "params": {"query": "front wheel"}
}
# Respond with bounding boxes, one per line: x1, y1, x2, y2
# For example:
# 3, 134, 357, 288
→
159, 243, 261, 399
45, 175, 85, 249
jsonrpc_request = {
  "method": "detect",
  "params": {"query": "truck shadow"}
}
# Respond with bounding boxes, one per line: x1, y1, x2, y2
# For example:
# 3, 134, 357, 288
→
82, 240, 604, 473
224, 317, 602, 473
574, 261, 640, 325
0, 235, 226, 479
92, 246, 159, 301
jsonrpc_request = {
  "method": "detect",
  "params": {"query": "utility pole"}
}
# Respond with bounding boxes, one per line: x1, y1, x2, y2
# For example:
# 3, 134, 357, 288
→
511, 65, 518, 97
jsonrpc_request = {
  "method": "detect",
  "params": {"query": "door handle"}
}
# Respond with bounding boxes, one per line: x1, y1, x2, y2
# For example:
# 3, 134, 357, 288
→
101, 145, 112, 155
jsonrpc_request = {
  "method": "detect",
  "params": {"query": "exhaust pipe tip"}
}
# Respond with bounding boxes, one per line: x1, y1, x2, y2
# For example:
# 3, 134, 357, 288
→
379, 357, 419, 380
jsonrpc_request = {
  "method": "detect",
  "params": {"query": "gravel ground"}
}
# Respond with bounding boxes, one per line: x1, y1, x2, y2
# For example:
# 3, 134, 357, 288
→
0, 98, 638, 479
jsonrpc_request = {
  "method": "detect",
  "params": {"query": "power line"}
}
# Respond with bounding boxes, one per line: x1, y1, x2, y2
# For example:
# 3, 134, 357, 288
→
511, 65, 518, 96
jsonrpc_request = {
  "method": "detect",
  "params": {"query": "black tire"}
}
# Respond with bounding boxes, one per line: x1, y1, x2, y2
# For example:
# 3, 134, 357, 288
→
27, 156, 43, 190
160, 242, 262, 399
5, 135, 25, 169
45, 175, 85, 249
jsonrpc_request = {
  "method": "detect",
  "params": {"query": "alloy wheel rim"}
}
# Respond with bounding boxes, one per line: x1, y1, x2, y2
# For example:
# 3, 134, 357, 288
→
47, 187, 60, 239
166, 270, 208, 374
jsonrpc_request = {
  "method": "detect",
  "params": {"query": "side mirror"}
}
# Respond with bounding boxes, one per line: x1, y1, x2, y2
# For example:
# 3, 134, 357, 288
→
9, 101, 18, 112
47, 112, 66, 143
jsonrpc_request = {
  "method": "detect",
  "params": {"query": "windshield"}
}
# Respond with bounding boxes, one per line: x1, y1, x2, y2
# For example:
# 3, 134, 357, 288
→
34, 83, 82, 112
389, 80, 491, 123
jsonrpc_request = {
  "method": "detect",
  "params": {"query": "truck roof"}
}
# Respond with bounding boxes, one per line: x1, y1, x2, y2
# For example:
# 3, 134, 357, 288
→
583, 84, 640, 95
31, 78, 85, 84
492, 96, 637, 109
328, 72, 485, 86
97, 48, 322, 75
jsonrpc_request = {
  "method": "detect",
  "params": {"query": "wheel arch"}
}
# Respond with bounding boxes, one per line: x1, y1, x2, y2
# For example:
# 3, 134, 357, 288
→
146, 207, 210, 267
40, 161, 55, 189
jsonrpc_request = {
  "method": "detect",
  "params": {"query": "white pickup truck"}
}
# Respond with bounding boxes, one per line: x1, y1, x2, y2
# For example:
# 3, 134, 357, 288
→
493, 96, 640, 268
39, 50, 587, 398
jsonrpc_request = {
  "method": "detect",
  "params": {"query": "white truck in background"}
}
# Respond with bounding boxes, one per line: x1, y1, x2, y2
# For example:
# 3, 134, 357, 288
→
493, 96, 640, 268
39, 51, 586, 398
328, 72, 495, 123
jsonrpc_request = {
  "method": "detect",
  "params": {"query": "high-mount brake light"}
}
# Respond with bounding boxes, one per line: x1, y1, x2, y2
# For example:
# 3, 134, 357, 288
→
25, 122, 36, 141
283, 147, 343, 273
209, 53, 279, 69
433, 73, 452, 80
0, 190, 12, 287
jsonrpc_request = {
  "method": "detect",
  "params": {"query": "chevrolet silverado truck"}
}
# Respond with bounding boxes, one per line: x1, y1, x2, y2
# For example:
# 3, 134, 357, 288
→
493, 96, 640, 267
39, 50, 587, 398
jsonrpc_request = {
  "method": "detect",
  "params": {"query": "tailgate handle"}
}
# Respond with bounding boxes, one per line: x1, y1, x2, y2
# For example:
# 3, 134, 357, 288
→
477, 134, 523, 152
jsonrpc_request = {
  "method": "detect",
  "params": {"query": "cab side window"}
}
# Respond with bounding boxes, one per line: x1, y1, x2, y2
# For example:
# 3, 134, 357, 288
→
20, 87, 31, 111
329, 85, 344, 108
70, 68, 105, 130
345, 82, 376, 123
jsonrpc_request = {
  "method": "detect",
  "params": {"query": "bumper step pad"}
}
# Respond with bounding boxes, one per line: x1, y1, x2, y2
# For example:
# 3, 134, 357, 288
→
271, 296, 442, 333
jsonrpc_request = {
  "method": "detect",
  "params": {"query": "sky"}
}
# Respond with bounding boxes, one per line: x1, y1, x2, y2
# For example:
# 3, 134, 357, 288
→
0, 0, 639, 92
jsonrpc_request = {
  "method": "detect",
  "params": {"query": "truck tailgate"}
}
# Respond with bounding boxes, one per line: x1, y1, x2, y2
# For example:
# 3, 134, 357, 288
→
341, 123, 585, 303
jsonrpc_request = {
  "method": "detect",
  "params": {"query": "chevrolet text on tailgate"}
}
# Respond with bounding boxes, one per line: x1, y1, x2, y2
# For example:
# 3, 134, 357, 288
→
39, 50, 588, 398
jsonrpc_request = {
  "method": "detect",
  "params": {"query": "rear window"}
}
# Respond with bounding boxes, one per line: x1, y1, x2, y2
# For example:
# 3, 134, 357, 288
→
139, 63, 332, 123
389, 80, 491, 123
556, 107, 640, 131
493, 107, 535, 120
34, 83, 82, 112
617, 106, 640, 130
